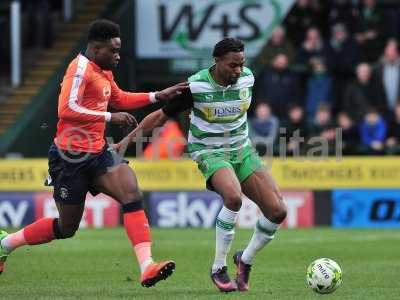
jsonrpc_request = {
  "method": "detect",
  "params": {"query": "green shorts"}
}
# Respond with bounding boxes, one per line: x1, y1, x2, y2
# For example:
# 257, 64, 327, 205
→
196, 145, 263, 189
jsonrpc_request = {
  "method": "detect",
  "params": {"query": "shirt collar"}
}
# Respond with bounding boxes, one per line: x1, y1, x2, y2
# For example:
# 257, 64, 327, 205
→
207, 65, 232, 90
79, 53, 102, 72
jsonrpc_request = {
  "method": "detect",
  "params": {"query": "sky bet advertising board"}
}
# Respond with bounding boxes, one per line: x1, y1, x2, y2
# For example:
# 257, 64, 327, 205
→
147, 191, 314, 229
0, 193, 35, 227
0, 192, 120, 228
332, 190, 400, 228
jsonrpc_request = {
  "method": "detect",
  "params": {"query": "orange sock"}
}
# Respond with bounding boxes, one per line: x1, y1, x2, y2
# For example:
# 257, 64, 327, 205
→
134, 242, 153, 273
123, 210, 153, 273
23, 218, 56, 245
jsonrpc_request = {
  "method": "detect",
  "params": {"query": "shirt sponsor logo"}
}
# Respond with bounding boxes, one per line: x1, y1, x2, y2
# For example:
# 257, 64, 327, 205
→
213, 106, 242, 117
202, 102, 250, 120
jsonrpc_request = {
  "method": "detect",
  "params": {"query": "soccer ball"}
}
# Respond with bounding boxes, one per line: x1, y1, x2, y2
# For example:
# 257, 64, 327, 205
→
306, 258, 342, 294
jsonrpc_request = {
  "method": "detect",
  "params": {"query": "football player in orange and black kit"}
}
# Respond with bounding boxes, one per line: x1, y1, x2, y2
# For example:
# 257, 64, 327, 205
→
0, 19, 188, 287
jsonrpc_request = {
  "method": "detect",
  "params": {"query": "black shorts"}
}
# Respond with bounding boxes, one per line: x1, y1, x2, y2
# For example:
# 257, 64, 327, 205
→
47, 143, 123, 204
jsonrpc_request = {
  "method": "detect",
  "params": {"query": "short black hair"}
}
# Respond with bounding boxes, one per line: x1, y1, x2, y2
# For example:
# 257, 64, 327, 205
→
213, 38, 244, 58
88, 19, 120, 43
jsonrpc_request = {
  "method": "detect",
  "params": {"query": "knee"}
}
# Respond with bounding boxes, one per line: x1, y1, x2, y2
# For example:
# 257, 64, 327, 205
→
269, 195, 287, 224
223, 191, 242, 211
273, 205, 287, 224
262, 191, 287, 224
121, 189, 143, 204
58, 224, 79, 239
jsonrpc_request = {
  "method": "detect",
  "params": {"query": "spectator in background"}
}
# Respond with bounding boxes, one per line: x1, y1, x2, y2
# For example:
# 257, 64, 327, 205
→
25, 0, 54, 48
327, 23, 359, 76
354, 0, 387, 62
305, 58, 332, 119
372, 39, 400, 115
327, 0, 357, 33
257, 26, 295, 66
283, 104, 308, 155
343, 63, 375, 122
337, 111, 359, 154
256, 53, 300, 119
385, 3, 400, 40
359, 108, 387, 154
249, 103, 279, 156
143, 120, 186, 159
386, 102, 400, 154
294, 27, 328, 74
327, 23, 359, 110
284, 0, 323, 46
308, 104, 336, 153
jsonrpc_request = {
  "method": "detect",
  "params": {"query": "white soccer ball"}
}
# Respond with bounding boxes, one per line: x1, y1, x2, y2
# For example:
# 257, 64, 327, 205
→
306, 258, 342, 294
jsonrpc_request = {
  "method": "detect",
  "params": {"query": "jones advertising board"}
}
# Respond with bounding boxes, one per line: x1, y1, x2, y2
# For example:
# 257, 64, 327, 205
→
135, 0, 295, 58
332, 190, 400, 228
148, 190, 314, 228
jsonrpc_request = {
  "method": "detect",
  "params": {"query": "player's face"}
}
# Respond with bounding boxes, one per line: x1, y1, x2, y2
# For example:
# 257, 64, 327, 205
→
95, 37, 121, 70
215, 52, 245, 85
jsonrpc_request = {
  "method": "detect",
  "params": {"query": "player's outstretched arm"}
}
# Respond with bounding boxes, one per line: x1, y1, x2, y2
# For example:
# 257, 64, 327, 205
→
155, 81, 189, 101
115, 109, 168, 151
114, 86, 192, 153
110, 81, 189, 110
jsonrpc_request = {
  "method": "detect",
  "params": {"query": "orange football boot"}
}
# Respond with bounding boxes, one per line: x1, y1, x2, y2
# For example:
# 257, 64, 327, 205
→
141, 260, 176, 287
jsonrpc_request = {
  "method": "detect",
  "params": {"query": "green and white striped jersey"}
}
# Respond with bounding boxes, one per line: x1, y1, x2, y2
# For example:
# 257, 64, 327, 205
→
162, 66, 254, 159
187, 66, 254, 159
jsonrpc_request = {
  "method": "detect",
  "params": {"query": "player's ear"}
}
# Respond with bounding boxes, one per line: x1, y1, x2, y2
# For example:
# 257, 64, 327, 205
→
92, 41, 105, 54
88, 41, 99, 55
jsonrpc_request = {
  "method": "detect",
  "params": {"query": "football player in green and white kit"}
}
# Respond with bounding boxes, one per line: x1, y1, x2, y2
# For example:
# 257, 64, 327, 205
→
117, 38, 287, 292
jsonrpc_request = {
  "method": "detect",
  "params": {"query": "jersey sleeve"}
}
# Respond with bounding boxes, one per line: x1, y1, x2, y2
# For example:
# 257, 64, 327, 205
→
58, 57, 111, 122
108, 75, 153, 110
161, 88, 193, 118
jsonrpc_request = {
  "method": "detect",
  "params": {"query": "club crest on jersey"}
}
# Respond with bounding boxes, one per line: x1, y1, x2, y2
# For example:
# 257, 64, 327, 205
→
103, 86, 111, 98
60, 187, 69, 199
239, 88, 250, 100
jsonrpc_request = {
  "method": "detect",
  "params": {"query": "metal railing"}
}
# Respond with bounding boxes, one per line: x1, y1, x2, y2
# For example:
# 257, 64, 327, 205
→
8, 0, 76, 87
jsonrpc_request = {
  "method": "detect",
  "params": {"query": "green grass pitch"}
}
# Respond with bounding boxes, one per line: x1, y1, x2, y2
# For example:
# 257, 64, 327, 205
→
0, 228, 399, 300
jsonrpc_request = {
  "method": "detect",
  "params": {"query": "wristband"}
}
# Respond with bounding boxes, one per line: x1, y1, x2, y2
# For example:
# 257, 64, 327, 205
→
105, 112, 112, 122
149, 92, 158, 103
